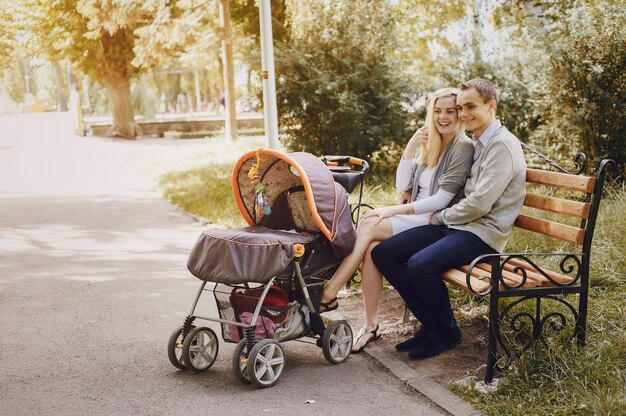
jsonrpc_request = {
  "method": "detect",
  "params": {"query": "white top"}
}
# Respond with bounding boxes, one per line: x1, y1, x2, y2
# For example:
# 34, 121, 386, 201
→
414, 165, 434, 201
390, 164, 455, 235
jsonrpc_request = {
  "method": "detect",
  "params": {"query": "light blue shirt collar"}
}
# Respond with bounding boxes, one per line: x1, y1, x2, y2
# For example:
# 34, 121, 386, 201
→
475, 120, 502, 149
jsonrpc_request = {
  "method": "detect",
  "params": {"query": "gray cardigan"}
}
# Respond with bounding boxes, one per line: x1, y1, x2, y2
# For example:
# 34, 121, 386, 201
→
431, 126, 527, 252
396, 134, 474, 206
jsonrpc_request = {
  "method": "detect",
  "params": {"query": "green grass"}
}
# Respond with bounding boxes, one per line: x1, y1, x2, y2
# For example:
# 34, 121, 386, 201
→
159, 153, 625, 415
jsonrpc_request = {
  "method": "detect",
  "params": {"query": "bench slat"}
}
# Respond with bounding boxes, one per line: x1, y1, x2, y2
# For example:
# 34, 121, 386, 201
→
460, 264, 539, 288
526, 168, 596, 193
524, 192, 591, 219
442, 268, 491, 293
515, 214, 585, 245
445, 258, 576, 293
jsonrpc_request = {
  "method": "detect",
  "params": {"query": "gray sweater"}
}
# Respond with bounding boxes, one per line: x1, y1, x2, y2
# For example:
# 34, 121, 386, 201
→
431, 126, 527, 252
396, 134, 474, 206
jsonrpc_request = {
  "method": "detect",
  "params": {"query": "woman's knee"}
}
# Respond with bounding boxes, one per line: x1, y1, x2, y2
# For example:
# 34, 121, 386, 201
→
364, 241, 380, 260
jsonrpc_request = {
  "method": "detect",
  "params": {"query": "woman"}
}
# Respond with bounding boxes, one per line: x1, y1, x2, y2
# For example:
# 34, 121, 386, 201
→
318, 87, 474, 353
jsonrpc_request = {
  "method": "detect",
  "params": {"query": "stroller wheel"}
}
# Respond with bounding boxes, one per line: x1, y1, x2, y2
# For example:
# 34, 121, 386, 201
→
322, 320, 353, 364
232, 339, 252, 384
181, 327, 219, 373
246, 339, 285, 388
167, 327, 187, 370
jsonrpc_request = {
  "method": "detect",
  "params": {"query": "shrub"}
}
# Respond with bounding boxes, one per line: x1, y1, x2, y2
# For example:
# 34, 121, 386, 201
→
275, 2, 411, 162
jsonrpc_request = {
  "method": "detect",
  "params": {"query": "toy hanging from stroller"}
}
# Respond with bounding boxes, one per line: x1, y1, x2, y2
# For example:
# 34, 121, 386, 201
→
167, 148, 369, 388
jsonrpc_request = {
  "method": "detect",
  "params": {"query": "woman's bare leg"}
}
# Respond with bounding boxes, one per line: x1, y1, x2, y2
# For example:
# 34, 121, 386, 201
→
320, 217, 393, 307
351, 241, 384, 351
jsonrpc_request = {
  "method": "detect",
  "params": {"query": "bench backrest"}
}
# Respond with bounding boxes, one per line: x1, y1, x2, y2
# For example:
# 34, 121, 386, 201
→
515, 160, 613, 253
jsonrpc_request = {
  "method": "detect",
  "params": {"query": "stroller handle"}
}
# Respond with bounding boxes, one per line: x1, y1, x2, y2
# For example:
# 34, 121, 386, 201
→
321, 155, 369, 176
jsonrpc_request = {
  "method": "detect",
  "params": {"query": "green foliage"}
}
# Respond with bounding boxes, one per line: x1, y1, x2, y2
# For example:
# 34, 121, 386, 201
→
491, 1, 626, 176
275, 1, 411, 161
160, 161, 246, 228
541, 3, 626, 176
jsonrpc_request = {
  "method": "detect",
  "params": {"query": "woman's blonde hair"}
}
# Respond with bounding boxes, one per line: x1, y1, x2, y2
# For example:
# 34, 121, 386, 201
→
417, 88, 465, 168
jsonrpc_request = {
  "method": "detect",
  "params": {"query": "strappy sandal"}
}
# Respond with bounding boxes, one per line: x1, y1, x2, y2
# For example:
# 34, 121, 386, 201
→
319, 297, 339, 313
351, 324, 381, 354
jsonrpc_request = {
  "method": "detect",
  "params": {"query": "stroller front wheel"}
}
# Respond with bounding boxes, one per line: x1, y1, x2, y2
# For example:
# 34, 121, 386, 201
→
181, 327, 219, 373
232, 339, 252, 384
246, 339, 285, 388
167, 327, 187, 370
322, 320, 353, 364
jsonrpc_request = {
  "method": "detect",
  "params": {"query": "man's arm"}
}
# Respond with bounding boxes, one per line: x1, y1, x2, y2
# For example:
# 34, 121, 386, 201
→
431, 142, 515, 226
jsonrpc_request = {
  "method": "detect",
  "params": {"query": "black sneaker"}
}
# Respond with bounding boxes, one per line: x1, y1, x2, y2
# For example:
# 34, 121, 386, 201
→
408, 327, 462, 359
395, 326, 432, 352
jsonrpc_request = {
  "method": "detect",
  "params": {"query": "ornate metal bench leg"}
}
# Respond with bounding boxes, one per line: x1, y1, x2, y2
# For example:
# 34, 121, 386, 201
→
575, 290, 588, 347
485, 292, 499, 383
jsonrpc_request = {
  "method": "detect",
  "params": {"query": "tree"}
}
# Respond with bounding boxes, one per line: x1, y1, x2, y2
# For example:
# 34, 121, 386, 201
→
218, 0, 238, 140
494, 0, 626, 175
276, 1, 410, 161
26, 0, 148, 137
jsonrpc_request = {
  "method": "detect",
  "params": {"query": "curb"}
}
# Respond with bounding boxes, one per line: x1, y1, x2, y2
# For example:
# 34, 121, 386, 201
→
365, 344, 482, 416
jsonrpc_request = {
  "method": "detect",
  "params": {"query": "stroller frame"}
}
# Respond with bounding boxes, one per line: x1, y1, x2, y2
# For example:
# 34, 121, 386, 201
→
168, 151, 368, 388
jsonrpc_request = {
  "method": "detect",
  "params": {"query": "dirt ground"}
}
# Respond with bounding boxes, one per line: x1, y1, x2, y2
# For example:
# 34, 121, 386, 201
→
338, 286, 493, 385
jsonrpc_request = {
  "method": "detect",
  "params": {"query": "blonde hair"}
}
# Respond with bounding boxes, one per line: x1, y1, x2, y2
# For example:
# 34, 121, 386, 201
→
417, 88, 465, 168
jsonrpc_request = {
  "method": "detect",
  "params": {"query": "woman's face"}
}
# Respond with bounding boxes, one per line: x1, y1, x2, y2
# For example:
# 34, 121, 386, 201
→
432, 95, 460, 138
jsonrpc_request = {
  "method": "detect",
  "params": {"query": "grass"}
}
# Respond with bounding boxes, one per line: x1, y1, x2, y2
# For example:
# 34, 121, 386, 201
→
157, 148, 625, 415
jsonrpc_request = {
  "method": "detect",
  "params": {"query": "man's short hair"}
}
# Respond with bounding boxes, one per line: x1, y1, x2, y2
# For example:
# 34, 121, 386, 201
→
459, 78, 498, 104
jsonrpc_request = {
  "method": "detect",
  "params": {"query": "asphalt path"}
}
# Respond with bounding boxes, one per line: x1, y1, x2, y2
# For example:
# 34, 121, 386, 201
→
0, 113, 446, 415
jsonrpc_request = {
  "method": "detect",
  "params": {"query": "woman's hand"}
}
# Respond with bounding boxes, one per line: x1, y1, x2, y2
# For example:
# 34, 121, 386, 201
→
361, 204, 411, 225
403, 126, 429, 159
361, 207, 394, 225
409, 126, 429, 147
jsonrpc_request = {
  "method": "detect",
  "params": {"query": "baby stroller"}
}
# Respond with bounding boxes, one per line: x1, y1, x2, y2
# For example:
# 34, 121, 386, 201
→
167, 148, 369, 388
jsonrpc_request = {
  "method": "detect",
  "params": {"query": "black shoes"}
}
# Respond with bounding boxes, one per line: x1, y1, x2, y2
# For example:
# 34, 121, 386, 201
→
395, 326, 433, 352
408, 327, 462, 359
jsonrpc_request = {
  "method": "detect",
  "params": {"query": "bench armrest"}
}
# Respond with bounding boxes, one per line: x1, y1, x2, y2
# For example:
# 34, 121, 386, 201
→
466, 252, 583, 295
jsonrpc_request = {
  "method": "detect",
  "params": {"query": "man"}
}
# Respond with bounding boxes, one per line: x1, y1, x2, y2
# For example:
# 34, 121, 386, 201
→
371, 78, 527, 359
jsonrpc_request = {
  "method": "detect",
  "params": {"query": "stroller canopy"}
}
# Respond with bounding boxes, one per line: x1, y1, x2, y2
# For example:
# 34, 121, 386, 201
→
232, 149, 355, 258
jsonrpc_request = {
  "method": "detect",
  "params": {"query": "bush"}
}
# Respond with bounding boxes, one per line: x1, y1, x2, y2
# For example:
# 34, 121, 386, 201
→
275, 2, 411, 162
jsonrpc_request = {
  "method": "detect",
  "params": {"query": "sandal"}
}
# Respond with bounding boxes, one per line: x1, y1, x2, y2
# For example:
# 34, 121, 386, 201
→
319, 297, 339, 313
351, 324, 381, 354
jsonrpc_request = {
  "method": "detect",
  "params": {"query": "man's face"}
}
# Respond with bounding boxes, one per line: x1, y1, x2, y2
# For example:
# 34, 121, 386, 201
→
456, 88, 496, 137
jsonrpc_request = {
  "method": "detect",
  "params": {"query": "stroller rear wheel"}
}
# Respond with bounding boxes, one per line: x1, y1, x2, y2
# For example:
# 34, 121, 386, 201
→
322, 320, 353, 364
167, 327, 187, 370
181, 327, 219, 373
246, 339, 285, 388
232, 339, 252, 384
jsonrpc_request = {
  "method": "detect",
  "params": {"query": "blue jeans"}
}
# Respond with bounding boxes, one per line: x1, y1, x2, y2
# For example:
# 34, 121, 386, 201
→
371, 225, 497, 331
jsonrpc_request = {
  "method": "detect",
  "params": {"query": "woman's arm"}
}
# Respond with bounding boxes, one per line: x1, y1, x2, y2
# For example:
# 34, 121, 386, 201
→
396, 127, 428, 192
361, 188, 455, 224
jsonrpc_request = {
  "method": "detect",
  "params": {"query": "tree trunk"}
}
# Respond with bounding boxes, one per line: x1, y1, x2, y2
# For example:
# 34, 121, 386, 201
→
219, 0, 238, 141
53, 64, 68, 111
99, 30, 141, 139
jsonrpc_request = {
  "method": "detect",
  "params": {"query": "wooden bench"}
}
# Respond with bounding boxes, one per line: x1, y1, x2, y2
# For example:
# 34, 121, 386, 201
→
442, 157, 614, 382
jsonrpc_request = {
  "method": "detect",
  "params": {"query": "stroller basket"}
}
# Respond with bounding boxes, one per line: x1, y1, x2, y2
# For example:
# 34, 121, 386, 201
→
214, 283, 309, 343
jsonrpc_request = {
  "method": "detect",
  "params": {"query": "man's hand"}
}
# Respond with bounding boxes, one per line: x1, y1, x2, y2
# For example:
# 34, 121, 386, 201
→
400, 191, 412, 204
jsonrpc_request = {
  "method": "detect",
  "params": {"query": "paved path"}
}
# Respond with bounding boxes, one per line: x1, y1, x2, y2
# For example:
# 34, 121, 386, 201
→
0, 113, 446, 415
